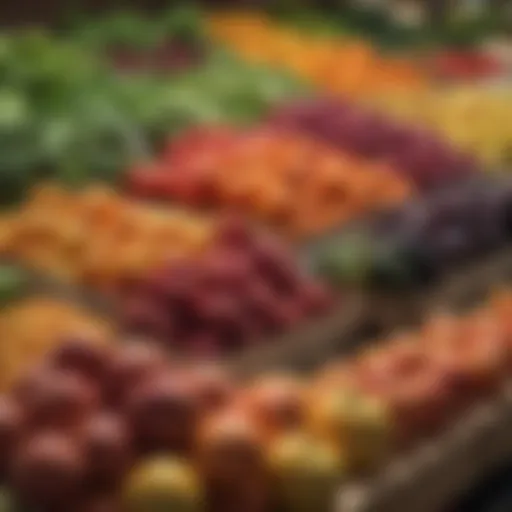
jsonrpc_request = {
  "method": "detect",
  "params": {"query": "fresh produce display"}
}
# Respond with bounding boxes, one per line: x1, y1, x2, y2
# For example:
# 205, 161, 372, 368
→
268, 97, 480, 189
207, 12, 427, 99
316, 177, 512, 289
121, 218, 335, 355
128, 126, 412, 238
0, 4, 511, 511
0, 184, 214, 292
0, 297, 112, 391
367, 86, 512, 166
2, 289, 512, 511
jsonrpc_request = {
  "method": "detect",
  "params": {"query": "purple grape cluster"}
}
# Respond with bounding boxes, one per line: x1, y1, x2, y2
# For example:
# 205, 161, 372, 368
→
385, 177, 512, 263
268, 98, 480, 190
317, 176, 512, 289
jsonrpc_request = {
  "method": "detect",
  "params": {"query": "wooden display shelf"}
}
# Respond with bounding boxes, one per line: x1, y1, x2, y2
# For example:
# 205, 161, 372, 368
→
336, 386, 512, 512
228, 291, 369, 378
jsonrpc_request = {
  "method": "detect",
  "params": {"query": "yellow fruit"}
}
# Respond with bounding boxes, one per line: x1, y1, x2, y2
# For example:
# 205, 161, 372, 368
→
123, 457, 203, 512
369, 86, 512, 166
267, 432, 342, 512
309, 387, 392, 473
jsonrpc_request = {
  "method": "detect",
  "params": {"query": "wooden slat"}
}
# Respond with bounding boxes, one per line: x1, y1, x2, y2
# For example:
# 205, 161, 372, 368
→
336, 387, 512, 512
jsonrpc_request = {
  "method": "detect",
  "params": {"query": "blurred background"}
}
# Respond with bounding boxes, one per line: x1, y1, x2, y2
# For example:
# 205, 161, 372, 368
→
0, 2, 510, 512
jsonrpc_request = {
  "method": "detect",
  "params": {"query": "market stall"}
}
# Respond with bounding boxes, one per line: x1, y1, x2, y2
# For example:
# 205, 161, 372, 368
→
0, 2, 510, 511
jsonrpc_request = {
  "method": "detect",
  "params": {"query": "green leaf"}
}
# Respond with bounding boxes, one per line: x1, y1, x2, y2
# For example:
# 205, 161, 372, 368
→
159, 3, 206, 43
0, 89, 30, 129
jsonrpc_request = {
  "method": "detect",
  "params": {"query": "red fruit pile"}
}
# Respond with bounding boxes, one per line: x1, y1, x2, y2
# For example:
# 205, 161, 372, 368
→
121, 219, 335, 356
127, 126, 412, 238
0, 338, 235, 511
349, 304, 512, 445
431, 49, 506, 81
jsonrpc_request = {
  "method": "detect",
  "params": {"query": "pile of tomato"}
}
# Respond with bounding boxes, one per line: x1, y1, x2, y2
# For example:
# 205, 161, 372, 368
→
128, 127, 412, 239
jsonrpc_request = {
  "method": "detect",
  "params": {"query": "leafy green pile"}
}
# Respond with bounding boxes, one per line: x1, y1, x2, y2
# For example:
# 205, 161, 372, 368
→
0, 28, 307, 204
114, 50, 308, 143
0, 32, 147, 202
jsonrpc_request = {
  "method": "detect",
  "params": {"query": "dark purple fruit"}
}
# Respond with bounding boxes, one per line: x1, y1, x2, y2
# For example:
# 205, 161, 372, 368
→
51, 337, 111, 383
268, 98, 478, 190
83, 412, 132, 487
127, 373, 198, 453
121, 297, 173, 341
11, 432, 86, 508
200, 249, 253, 291
22, 369, 99, 430
250, 236, 300, 295
0, 395, 24, 475
181, 332, 221, 358
104, 342, 168, 409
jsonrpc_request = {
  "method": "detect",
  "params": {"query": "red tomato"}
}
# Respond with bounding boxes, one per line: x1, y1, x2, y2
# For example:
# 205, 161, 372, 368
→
433, 50, 505, 80
163, 127, 239, 167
